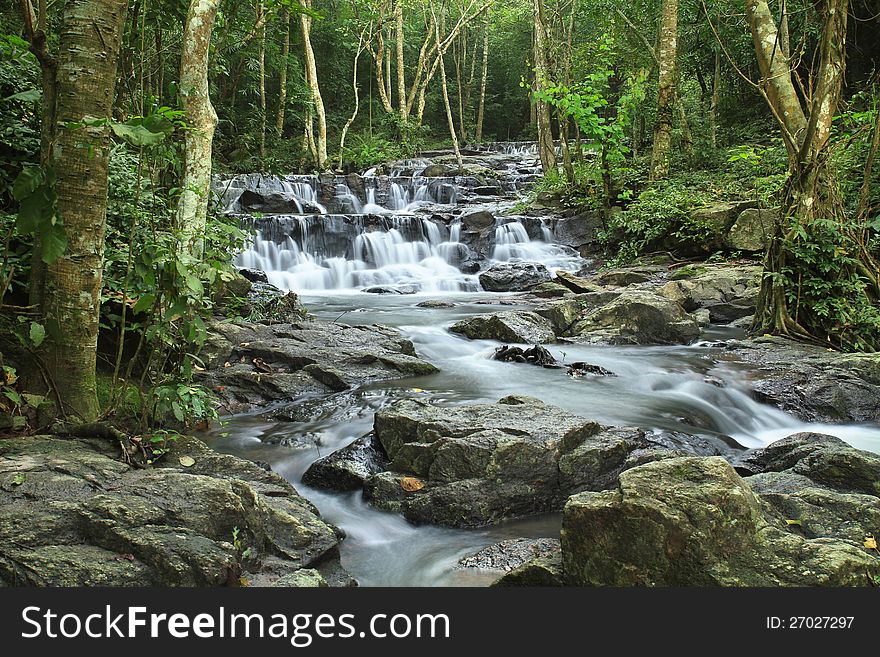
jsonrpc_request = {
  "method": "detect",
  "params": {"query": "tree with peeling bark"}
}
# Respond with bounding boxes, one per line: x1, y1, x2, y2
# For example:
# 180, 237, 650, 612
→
474, 7, 489, 143
18, 0, 128, 421
177, 0, 220, 256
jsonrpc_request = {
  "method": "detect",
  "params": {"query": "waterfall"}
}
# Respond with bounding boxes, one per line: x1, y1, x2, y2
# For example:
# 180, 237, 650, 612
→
225, 143, 587, 293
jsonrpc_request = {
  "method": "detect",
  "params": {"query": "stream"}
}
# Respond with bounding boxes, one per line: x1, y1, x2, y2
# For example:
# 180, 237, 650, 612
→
202, 144, 880, 586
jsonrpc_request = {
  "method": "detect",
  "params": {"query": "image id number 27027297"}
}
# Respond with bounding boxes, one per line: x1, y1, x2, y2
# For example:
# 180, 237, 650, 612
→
766, 617, 855, 630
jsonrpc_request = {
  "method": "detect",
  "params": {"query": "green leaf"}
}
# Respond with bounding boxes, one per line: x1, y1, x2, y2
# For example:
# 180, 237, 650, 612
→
21, 394, 45, 408
29, 322, 45, 347
110, 121, 168, 147
171, 400, 184, 422
40, 222, 68, 264
11, 166, 44, 201
132, 293, 157, 313
11, 473, 26, 486
4, 89, 41, 103
4, 390, 22, 405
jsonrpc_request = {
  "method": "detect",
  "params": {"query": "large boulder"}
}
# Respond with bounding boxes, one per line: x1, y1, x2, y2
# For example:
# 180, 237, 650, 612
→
675, 201, 755, 254
197, 319, 438, 414
479, 262, 552, 292
0, 435, 346, 587
658, 264, 761, 323
562, 456, 879, 586
450, 311, 557, 344
363, 395, 650, 527
570, 288, 701, 345
542, 213, 606, 255
724, 337, 880, 423
727, 208, 778, 252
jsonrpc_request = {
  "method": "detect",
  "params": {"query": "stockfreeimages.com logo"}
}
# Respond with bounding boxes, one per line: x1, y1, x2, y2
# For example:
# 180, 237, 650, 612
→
21, 606, 451, 646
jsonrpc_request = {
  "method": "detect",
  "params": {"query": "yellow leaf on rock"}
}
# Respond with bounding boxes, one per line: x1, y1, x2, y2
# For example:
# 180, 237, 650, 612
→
179, 456, 196, 467
865, 535, 877, 550
400, 476, 425, 492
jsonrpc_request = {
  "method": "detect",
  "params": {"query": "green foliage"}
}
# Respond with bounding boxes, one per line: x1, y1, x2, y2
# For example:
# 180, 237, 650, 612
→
780, 216, 880, 351
10, 165, 67, 264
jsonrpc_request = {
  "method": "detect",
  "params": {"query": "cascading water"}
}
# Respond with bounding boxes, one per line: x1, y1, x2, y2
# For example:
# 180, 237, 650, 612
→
227, 147, 576, 293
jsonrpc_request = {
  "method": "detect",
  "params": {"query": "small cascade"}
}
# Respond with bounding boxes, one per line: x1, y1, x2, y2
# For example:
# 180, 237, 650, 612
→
223, 143, 587, 293
492, 220, 584, 271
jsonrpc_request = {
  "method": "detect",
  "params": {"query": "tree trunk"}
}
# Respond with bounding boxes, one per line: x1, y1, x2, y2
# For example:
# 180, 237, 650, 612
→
710, 48, 720, 148
650, 0, 678, 179
37, 0, 127, 421
395, 0, 407, 120
258, 1, 267, 161
474, 10, 489, 143
431, 2, 463, 170
300, 0, 328, 168
747, 0, 861, 344
276, 8, 290, 137
533, 0, 556, 172
339, 28, 368, 169
177, 0, 220, 256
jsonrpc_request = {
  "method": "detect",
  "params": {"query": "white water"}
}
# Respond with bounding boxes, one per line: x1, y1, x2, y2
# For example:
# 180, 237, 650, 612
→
231, 149, 577, 293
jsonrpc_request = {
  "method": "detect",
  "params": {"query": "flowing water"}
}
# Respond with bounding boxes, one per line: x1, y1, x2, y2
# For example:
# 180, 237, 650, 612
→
204, 145, 880, 586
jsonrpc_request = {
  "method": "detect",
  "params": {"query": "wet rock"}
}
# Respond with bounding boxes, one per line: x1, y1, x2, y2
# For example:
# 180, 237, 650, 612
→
271, 569, 329, 587
492, 550, 563, 586
562, 456, 878, 586
421, 164, 456, 177
363, 285, 419, 295
493, 345, 559, 367
727, 208, 778, 252
658, 264, 760, 323
723, 337, 880, 423
594, 267, 660, 287
197, 320, 438, 414
417, 300, 456, 308
238, 268, 269, 284
363, 396, 651, 527
553, 270, 605, 294
566, 362, 615, 377
737, 433, 880, 497
450, 311, 557, 344
543, 213, 605, 255
474, 186, 502, 196
479, 262, 552, 292
570, 288, 701, 345
458, 538, 560, 573
460, 209, 496, 231
532, 282, 571, 298
302, 433, 390, 491
0, 435, 344, 587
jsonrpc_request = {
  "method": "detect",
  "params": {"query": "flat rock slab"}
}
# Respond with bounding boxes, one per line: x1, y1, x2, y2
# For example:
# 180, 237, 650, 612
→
363, 395, 652, 527
198, 319, 438, 413
0, 435, 345, 587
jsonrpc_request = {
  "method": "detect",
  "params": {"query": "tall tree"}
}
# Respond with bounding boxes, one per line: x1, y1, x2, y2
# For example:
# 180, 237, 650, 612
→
474, 9, 489, 143
20, 0, 128, 421
651, 0, 678, 179
177, 0, 220, 255
300, 0, 329, 168
745, 0, 877, 348
533, 0, 556, 172
276, 7, 291, 137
